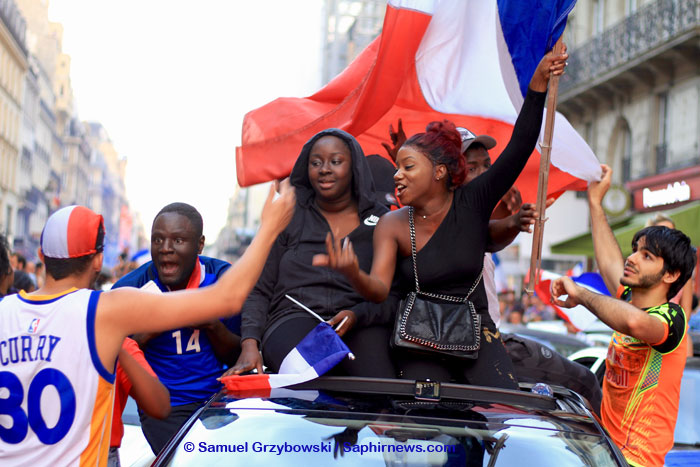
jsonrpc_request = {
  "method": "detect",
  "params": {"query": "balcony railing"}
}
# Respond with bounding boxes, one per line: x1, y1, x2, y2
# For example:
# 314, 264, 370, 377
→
560, 0, 699, 96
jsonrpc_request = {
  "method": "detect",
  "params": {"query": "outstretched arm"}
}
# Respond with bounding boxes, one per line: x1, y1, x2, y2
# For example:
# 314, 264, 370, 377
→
551, 276, 666, 344
472, 46, 568, 214
223, 339, 264, 376
588, 164, 624, 294
96, 180, 297, 374
119, 343, 170, 419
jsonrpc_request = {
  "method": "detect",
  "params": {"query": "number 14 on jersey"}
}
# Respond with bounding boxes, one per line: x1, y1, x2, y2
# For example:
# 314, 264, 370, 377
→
171, 329, 201, 354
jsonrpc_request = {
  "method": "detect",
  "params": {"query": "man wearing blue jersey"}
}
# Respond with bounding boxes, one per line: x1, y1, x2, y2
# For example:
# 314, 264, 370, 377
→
113, 203, 241, 454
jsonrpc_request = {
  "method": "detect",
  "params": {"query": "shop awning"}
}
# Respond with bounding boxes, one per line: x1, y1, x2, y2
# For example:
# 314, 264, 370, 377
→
550, 201, 700, 257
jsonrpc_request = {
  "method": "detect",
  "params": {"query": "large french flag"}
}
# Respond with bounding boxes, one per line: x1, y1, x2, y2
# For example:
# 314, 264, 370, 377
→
235, 0, 601, 202
221, 323, 351, 397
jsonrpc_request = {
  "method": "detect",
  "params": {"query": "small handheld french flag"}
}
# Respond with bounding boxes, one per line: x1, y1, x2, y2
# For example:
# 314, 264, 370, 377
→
222, 323, 351, 397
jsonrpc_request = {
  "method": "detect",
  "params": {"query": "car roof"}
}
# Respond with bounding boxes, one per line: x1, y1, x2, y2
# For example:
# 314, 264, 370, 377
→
213, 377, 599, 432
154, 377, 627, 466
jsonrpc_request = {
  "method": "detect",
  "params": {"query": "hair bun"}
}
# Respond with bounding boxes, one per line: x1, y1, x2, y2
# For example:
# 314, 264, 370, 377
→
404, 119, 466, 188
425, 120, 461, 151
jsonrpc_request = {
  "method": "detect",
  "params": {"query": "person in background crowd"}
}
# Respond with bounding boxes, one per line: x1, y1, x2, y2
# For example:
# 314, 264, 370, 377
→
13, 252, 26, 271
456, 124, 555, 328
498, 292, 510, 322
112, 250, 131, 280
10, 252, 37, 289
95, 267, 114, 290
12, 269, 36, 293
524, 294, 556, 322
25, 260, 37, 287
0, 190, 295, 465
9, 251, 19, 270
34, 261, 45, 288
646, 213, 694, 314
112, 202, 243, 455
688, 294, 700, 332
506, 308, 524, 325
366, 154, 400, 210
552, 164, 695, 467
0, 234, 13, 297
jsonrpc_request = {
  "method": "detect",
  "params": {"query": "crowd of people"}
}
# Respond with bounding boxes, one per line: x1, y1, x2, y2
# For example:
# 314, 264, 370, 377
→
0, 45, 697, 467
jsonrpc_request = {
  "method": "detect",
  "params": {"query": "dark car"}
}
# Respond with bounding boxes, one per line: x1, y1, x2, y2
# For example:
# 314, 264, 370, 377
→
153, 377, 627, 466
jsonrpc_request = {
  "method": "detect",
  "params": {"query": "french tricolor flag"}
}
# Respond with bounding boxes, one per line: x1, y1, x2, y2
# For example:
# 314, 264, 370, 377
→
221, 323, 351, 397
535, 270, 612, 332
566, 261, 584, 277
236, 0, 600, 203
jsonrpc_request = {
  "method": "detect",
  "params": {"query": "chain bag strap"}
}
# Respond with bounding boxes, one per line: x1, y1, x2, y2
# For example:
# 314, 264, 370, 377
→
394, 207, 482, 354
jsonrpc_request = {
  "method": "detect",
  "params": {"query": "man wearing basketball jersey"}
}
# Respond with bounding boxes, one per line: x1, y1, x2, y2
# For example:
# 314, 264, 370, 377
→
0, 180, 295, 466
551, 165, 695, 467
113, 203, 241, 454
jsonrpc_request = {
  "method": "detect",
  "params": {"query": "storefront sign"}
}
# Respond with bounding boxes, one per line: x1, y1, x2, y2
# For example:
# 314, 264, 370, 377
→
642, 181, 691, 208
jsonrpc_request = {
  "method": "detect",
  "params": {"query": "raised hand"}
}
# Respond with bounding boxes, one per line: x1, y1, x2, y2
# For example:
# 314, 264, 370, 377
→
501, 186, 523, 214
550, 276, 583, 308
587, 164, 612, 207
529, 43, 568, 92
312, 233, 360, 282
381, 119, 407, 162
516, 197, 555, 233
221, 339, 263, 376
260, 178, 296, 236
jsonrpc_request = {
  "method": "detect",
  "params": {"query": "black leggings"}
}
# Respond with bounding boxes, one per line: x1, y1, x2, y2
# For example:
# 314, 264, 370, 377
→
394, 326, 519, 390
262, 316, 396, 378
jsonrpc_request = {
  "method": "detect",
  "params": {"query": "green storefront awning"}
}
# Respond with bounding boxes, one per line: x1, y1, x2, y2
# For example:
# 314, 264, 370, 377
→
551, 201, 700, 257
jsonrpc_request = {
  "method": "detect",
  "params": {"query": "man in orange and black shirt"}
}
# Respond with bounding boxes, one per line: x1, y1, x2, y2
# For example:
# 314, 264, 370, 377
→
550, 164, 696, 467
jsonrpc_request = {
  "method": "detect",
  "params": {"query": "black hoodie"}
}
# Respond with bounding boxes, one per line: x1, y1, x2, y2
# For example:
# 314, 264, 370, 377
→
240, 129, 394, 344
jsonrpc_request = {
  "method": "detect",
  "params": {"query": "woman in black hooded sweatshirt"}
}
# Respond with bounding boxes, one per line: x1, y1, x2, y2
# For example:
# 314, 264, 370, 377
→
226, 128, 397, 377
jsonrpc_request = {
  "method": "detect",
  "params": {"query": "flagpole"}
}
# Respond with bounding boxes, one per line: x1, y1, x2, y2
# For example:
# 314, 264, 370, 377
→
526, 37, 565, 295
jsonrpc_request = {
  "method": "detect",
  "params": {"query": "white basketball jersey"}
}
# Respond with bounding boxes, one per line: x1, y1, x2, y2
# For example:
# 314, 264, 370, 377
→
0, 288, 114, 466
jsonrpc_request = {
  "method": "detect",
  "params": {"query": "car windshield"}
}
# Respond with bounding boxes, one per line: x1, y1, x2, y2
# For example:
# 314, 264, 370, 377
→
674, 361, 700, 445
164, 396, 620, 466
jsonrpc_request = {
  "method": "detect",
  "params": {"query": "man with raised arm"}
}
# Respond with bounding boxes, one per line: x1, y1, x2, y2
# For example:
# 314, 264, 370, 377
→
551, 164, 695, 467
112, 202, 241, 454
0, 180, 295, 466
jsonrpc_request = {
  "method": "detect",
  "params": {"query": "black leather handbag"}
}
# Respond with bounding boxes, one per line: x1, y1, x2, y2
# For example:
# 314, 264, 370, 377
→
392, 207, 482, 360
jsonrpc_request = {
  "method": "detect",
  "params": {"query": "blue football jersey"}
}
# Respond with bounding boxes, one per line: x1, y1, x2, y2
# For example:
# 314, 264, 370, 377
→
113, 256, 240, 405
